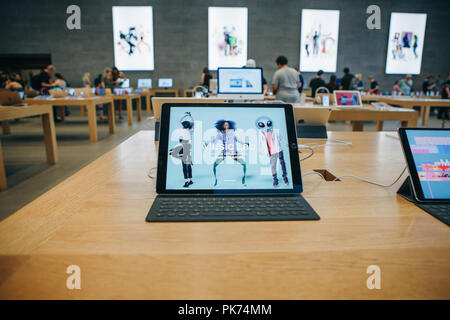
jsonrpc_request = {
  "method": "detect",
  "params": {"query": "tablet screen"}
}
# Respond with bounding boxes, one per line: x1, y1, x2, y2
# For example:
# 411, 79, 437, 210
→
218, 68, 263, 94
334, 91, 361, 106
404, 129, 450, 200
166, 106, 293, 190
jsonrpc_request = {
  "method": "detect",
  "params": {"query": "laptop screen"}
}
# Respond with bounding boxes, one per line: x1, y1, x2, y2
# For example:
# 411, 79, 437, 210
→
165, 106, 295, 191
218, 68, 263, 94
404, 129, 450, 200
158, 78, 173, 88
121, 79, 130, 88
334, 91, 361, 106
138, 78, 152, 88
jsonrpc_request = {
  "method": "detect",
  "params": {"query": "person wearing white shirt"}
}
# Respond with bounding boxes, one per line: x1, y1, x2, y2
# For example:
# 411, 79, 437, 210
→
169, 113, 194, 188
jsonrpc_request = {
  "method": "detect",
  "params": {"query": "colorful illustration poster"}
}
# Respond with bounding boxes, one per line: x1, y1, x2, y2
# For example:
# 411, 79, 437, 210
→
208, 7, 248, 70
385, 13, 427, 75
299, 9, 340, 73
112, 6, 154, 71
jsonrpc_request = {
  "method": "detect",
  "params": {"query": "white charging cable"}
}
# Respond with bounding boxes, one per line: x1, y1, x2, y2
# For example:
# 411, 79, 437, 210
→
298, 139, 352, 162
148, 167, 157, 179
302, 166, 407, 188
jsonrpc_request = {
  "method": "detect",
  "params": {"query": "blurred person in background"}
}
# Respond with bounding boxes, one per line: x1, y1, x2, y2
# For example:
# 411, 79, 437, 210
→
82, 72, 92, 87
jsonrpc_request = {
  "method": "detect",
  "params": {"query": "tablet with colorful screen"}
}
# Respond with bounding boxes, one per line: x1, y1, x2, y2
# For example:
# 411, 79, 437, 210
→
399, 128, 450, 202
333, 90, 363, 107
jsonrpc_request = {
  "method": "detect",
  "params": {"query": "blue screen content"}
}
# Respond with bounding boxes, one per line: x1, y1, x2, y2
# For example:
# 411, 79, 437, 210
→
166, 106, 293, 190
218, 68, 262, 94
159, 78, 173, 88
405, 130, 450, 199
138, 79, 152, 88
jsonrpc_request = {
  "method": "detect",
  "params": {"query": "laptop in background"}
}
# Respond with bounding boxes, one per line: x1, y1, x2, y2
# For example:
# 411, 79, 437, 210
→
158, 78, 173, 88
138, 78, 152, 88
146, 103, 320, 222
121, 79, 130, 88
217, 67, 264, 100
334, 90, 363, 108
0, 91, 24, 106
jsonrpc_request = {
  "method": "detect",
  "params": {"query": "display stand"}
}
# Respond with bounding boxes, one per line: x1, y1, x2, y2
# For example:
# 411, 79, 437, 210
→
397, 177, 416, 203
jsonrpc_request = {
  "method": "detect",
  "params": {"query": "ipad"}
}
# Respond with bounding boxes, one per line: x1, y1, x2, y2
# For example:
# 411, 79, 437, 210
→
156, 103, 302, 194
398, 128, 450, 203
334, 90, 363, 108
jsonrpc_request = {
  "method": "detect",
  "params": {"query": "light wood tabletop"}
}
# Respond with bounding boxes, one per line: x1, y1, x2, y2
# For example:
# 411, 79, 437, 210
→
0, 131, 448, 299
360, 96, 450, 126
375, 97, 450, 126
294, 103, 418, 131
0, 104, 58, 190
24, 96, 115, 142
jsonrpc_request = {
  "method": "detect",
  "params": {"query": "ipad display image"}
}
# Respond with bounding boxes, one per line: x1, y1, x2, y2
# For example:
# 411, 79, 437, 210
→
112, 6, 154, 71
166, 106, 293, 190
385, 13, 427, 75
299, 9, 340, 72
208, 7, 248, 70
138, 78, 152, 88
158, 78, 173, 88
405, 130, 450, 199
218, 68, 262, 94
334, 91, 361, 106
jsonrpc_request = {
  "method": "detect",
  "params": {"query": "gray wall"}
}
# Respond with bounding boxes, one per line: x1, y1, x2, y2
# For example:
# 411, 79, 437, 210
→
1, 0, 449, 91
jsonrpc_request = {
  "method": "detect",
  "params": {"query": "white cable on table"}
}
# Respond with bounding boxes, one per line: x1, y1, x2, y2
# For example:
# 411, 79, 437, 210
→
302, 171, 325, 180
148, 167, 157, 179
303, 166, 408, 188
332, 166, 407, 187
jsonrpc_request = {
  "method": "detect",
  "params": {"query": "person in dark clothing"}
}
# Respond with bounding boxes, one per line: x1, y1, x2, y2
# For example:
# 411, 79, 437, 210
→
422, 76, 436, 95
33, 65, 61, 120
368, 76, 380, 95
111, 66, 127, 119
309, 70, 327, 97
340, 67, 354, 90
0, 72, 8, 88
35, 65, 58, 94
294, 67, 304, 94
438, 74, 450, 119
327, 74, 338, 93
201, 67, 212, 90
12, 73, 25, 89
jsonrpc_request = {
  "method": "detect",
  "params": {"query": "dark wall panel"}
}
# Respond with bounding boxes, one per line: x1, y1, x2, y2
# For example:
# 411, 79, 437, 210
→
0, 0, 448, 91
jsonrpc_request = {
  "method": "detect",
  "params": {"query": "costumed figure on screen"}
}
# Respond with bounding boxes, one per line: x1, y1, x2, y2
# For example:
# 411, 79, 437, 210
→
256, 116, 289, 188
169, 112, 194, 188
204, 120, 248, 187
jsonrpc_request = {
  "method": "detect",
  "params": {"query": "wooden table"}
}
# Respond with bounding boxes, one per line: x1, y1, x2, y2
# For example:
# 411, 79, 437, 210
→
150, 89, 179, 97
139, 91, 152, 117
112, 94, 142, 126
183, 89, 194, 97
375, 97, 450, 126
24, 96, 115, 143
0, 131, 448, 299
329, 105, 418, 131
294, 103, 418, 131
0, 104, 58, 191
